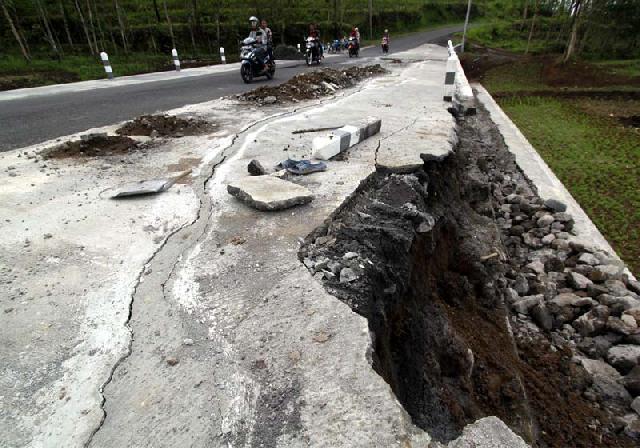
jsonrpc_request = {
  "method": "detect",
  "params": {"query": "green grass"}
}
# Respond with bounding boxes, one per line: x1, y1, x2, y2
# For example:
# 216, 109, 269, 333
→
482, 61, 546, 92
0, 53, 172, 81
498, 95, 640, 273
593, 59, 640, 78
459, 19, 566, 55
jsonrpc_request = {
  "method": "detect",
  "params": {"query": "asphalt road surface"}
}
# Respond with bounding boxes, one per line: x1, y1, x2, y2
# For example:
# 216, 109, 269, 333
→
0, 26, 461, 152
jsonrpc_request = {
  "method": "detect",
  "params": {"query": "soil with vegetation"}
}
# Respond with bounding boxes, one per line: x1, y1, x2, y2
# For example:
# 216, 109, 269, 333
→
237, 64, 387, 105
461, 45, 640, 275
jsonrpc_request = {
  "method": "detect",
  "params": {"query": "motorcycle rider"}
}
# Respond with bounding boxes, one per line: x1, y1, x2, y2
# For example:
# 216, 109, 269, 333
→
349, 27, 360, 52
261, 19, 274, 63
382, 29, 390, 52
247, 16, 270, 70
308, 24, 323, 59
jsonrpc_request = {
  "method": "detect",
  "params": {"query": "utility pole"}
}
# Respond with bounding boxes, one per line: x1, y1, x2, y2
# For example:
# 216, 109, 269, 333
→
461, 0, 472, 53
368, 0, 373, 40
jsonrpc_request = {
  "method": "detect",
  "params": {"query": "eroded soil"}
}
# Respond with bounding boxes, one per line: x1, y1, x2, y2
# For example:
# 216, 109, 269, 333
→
299, 104, 637, 447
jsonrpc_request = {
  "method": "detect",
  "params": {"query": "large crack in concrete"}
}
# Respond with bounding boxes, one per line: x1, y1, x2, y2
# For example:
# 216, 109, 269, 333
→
85, 81, 379, 446
300, 104, 638, 447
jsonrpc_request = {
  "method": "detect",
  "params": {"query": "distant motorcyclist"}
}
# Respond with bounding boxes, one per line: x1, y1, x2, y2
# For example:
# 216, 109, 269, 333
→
308, 24, 323, 58
349, 27, 360, 50
381, 29, 390, 53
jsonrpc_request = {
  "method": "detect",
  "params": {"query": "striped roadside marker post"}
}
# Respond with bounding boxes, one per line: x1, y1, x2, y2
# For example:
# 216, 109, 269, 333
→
220, 47, 226, 64
444, 54, 457, 102
172, 48, 181, 72
297, 43, 301, 53
100, 52, 113, 80
447, 39, 455, 56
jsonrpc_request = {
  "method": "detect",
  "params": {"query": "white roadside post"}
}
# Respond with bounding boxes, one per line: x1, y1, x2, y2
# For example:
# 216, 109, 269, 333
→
447, 39, 455, 56
444, 53, 457, 102
297, 43, 301, 53
100, 52, 113, 80
220, 47, 226, 64
172, 48, 181, 72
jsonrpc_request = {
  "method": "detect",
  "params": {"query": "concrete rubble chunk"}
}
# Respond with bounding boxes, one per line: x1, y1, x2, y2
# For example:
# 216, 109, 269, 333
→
580, 357, 632, 404
608, 345, 640, 375
227, 176, 313, 211
447, 417, 530, 448
568, 271, 593, 290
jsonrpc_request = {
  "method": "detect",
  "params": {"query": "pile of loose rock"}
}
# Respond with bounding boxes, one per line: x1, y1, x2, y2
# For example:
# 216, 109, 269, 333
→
493, 179, 640, 437
237, 65, 388, 105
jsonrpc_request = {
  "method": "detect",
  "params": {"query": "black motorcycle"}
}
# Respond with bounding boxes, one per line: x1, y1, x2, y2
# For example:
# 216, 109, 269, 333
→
240, 37, 275, 84
305, 37, 322, 66
348, 37, 359, 58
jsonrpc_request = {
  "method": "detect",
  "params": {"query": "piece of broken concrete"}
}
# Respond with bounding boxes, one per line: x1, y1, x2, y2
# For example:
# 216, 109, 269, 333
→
227, 176, 313, 211
446, 417, 530, 448
110, 170, 191, 198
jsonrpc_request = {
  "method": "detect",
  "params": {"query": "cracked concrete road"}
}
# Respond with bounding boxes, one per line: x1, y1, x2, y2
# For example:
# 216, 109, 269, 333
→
0, 44, 482, 447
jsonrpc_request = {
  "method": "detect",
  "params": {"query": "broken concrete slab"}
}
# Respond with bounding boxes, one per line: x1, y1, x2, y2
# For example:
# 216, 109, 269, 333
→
375, 117, 457, 173
110, 179, 172, 198
227, 176, 313, 211
312, 117, 382, 160
447, 417, 530, 448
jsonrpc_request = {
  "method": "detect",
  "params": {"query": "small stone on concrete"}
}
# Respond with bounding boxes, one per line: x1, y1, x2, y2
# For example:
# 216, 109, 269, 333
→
544, 198, 567, 212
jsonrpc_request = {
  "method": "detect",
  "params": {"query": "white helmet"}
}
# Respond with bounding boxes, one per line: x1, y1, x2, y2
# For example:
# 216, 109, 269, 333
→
249, 16, 259, 26
385, 29, 388, 33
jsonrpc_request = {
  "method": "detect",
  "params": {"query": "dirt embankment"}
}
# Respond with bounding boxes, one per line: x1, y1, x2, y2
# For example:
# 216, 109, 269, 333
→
237, 65, 388, 105
460, 46, 640, 89
300, 105, 639, 446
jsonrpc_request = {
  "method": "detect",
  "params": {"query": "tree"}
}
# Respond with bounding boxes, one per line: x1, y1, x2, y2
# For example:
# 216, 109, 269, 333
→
0, 0, 31, 61
525, 0, 538, 54
163, 0, 176, 49
33, 0, 61, 57
563, 0, 582, 62
113, 0, 129, 53
58, 0, 74, 47
74, 0, 96, 54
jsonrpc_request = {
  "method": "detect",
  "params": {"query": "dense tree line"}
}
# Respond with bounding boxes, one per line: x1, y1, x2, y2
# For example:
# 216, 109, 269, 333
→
0, 0, 638, 62
516, 0, 640, 60
0, 0, 472, 60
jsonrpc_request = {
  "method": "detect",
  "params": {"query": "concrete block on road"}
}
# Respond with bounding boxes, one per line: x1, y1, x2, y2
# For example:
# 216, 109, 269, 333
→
312, 118, 381, 160
227, 176, 313, 211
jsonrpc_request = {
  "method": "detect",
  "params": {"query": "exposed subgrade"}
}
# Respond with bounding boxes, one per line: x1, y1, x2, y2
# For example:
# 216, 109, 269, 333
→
300, 104, 639, 447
